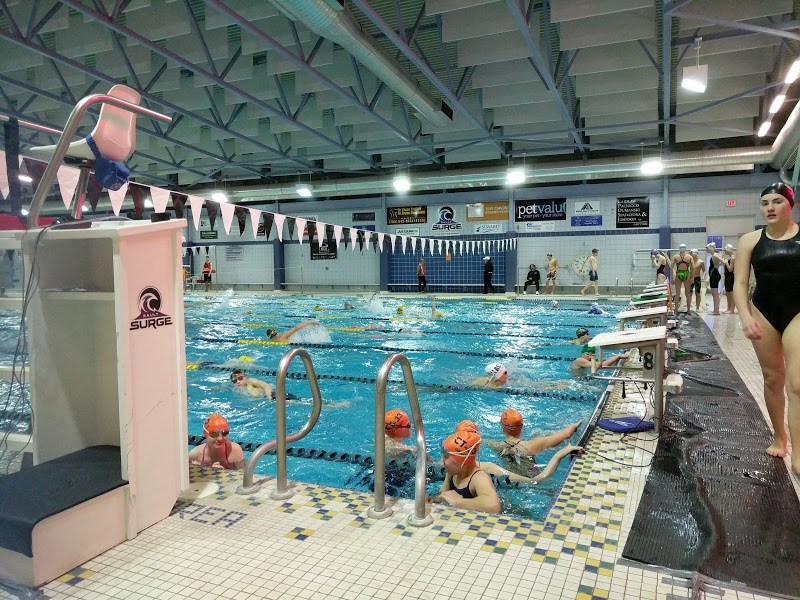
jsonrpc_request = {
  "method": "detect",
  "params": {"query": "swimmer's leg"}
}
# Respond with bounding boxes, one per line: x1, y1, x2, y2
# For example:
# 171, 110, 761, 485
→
751, 307, 789, 458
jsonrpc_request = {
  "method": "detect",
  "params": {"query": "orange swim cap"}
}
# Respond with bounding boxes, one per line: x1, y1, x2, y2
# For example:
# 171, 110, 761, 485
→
500, 408, 523, 435
442, 430, 481, 467
384, 409, 411, 438
455, 419, 479, 434
204, 413, 229, 434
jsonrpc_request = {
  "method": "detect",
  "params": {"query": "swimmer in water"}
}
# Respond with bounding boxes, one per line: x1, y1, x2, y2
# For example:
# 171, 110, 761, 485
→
472, 362, 509, 388
384, 409, 415, 458
431, 429, 500, 513
230, 368, 273, 398
188, 413, 245, 470
266, 319, 322, 342
453, 420, 583, 484
483, 409, 582, 479
587, 302, 606, 315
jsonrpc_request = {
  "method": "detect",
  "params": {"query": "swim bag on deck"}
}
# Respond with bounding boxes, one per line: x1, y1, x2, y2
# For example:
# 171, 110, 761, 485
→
597, 416, 654, 433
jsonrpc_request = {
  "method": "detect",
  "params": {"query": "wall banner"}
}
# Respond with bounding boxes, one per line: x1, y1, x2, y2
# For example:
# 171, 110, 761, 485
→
310, 240, 337, 260
515, 198, 567, 222
616, 197, 649, 228
387, 206, 427, 225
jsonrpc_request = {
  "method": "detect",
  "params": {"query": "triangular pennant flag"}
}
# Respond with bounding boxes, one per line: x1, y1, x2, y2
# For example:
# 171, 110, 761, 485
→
108, 182, 128, 216
206, 202, 219, 230
325, 224, 335, 245
56, 165, 81, 210
86, 175, 104, 212
260, 212, 275, 239
273, 213, 286, 241
434, 239, 440, 254
294, 217, 307, 244
315, 221, 325, 244
0, 150, 8, 199
234, 206, 248, 236
357, 230, 365, 252
334, 225, 343, 247
150, 186, 170, 213
362, 230, 372, 246
171, 192, 186, 218
350, 227, 358, 251
388, 234, 396, 253
249, 208, 262, 237
218, 202, 235, 234
286, 216, 297, 242
189, 195, 205, 231
399, 235, 406, 254
376, 232, 385, 252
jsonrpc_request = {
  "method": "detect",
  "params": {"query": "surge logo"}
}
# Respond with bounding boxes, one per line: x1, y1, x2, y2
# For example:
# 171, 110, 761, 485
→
431, 205, 462, 232
130, 287, 173, 331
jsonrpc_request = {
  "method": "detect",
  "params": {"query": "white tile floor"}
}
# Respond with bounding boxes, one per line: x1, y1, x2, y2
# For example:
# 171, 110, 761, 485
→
1, 301, 796, 600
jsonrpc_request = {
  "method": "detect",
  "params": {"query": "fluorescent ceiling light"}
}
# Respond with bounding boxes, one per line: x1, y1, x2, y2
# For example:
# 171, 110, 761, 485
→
757, 121, 771, 137
144, 198, 153, 208
393, 174, 411, 193
505, 167, 526, 186
640, 158, 663, 175
211, 192, 228, 203
21, 208, 28, 216
18, 174, 32, 183
769, 94, 786, 114
295, 184, 313, 198
786, 59, 800, 84
681, 64, 708, 93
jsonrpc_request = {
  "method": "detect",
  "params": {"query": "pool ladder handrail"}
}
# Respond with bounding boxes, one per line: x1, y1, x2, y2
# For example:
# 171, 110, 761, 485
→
27, 92, 171, 227
370, 353, 433, 527
237, 348, 323, 497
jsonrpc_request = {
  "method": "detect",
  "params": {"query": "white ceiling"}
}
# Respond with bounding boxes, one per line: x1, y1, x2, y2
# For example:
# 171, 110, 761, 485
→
0, 0, 797, 198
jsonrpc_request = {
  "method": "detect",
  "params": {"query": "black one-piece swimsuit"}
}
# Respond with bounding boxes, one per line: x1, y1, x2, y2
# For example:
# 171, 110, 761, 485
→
751, 228, 800, 334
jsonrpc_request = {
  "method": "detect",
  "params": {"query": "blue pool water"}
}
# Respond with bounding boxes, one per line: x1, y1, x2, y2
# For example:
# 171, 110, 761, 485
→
185, 293, 624, 520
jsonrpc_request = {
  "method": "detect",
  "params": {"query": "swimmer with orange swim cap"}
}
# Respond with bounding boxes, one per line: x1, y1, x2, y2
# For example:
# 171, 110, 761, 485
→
454, 419, 584, 484
431, 430, 500, 513
384, 409, 416, 458
188, 413, 245, 470
483, 409, 583, 479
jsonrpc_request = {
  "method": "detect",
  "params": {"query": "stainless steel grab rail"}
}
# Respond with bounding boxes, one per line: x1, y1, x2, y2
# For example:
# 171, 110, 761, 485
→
369, 353, 433, 527
27, 93, 171, 228
237, 348, 323, 497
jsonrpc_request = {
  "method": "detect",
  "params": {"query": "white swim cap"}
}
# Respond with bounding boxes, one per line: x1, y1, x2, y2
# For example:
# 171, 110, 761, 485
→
705, 242, 716, 249
724, 243, 735, 251
485, 362, 508, 381
483, 256, 490, 260
679, 243, 686, 249
551, 300, 559, 308
690, 249, 698, 255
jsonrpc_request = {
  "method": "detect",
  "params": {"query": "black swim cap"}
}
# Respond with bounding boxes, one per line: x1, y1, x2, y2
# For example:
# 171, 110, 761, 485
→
761, 182, 795, 206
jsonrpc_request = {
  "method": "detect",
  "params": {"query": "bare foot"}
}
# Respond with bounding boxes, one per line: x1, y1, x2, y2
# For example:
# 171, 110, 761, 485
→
766, 439, 788, 458
710, 311, 720, 315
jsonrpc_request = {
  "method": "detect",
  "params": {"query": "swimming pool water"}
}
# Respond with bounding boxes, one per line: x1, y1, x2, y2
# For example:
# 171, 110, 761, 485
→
185, 293, 623, 520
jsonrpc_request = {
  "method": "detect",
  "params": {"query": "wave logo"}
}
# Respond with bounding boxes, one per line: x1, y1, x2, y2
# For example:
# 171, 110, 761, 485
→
130, 286, 173, 331
431, 205, 462, 232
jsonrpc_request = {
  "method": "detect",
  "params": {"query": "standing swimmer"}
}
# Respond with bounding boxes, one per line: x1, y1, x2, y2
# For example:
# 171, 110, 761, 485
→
417, 258, 427, 293
705, 242, 723, 315
722, 244, 736, 314
482, 256, 495, 294
733, 182, 800, 476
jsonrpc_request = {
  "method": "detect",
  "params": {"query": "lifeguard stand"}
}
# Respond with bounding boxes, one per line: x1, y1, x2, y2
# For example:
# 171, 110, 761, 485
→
0, 88, 186, 587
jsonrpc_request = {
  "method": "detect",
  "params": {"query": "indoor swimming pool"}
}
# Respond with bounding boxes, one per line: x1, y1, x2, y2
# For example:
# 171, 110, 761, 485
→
184, 292, 625, 519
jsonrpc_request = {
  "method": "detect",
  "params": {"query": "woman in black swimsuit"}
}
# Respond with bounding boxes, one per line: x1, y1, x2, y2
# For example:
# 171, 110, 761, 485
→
734, 182, 800, 477
722, 244, 736, 313
432, 430, 500, 513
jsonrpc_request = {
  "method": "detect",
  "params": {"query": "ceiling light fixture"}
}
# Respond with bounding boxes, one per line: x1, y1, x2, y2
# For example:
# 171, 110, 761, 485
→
18, 174, 33, 183
295, 184, 313, 198
786, 59, 800, 84
640, 142, 663, 175
681, 38, 708, 93
21, 208, 29, 216
211, 191, 228, 203
757, 121, 771, 137
769, 94, 786, 114
393, 172, 411, 193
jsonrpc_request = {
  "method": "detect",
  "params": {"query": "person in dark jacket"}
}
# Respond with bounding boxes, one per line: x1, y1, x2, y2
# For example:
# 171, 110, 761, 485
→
523, 263, 540, 294
483, 256, 495, 294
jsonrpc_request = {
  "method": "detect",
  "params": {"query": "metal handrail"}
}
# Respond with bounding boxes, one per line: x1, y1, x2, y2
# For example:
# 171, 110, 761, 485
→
27, 93, 171, 228
237, 348, 323, 497
369, 353, 433, 527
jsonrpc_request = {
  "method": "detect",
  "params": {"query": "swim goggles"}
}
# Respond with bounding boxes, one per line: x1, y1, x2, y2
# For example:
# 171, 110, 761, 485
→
442, 437, 481, 465
206, 429, 229, 439
231, 373, 245, 382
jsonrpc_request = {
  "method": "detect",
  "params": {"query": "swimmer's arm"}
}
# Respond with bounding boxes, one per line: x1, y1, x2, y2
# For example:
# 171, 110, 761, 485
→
733, 231, 759, 334
248, 377, 273, 397
481, 461, 535, 484
531, 445, 583, 483
279, 319, 320, 341
188, 445, 204, 463
483, 439, 505, 455
454, 471, 501, 513
230, 443, 246, 470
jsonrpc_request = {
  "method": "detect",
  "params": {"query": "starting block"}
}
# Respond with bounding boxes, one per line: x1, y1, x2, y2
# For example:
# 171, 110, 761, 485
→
629, 296, 668, 309
615, 305, 668, 330
589, 326, 667, 430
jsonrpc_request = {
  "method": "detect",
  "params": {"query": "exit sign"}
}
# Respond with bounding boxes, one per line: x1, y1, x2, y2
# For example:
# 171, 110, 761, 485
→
725, 199, 736, 207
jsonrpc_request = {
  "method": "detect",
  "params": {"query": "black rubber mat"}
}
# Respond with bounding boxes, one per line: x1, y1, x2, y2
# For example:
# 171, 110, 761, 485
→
622, 314, 800, 597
